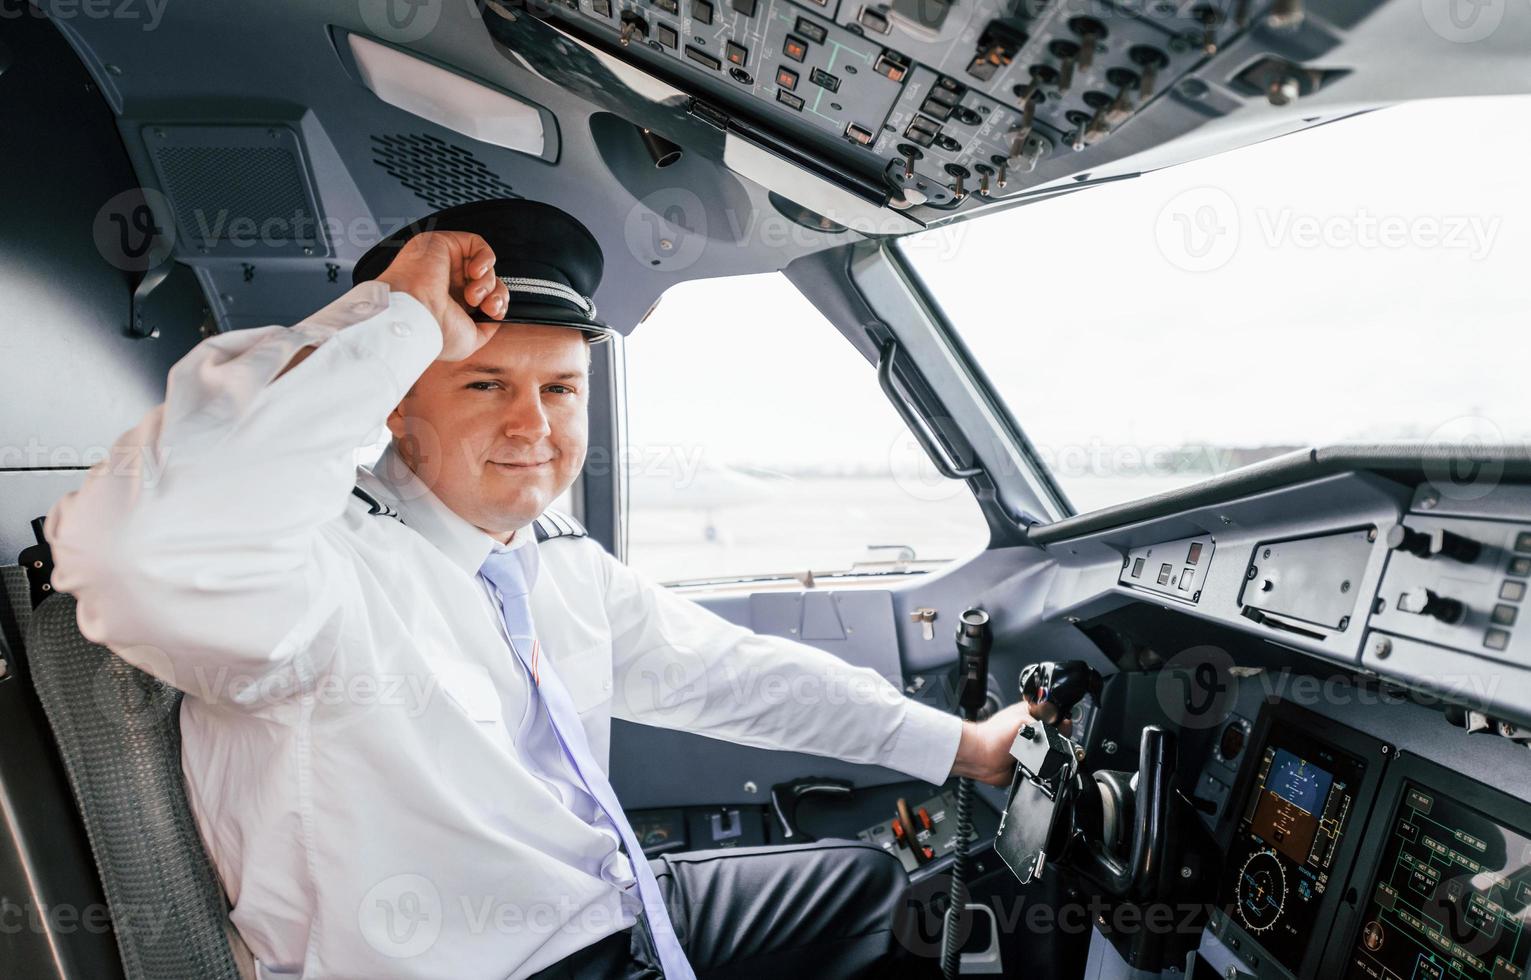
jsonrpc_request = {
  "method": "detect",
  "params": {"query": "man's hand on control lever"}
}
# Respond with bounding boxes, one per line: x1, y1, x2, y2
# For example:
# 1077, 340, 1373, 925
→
376, 231, 512, 361
951, 700, 1072, 787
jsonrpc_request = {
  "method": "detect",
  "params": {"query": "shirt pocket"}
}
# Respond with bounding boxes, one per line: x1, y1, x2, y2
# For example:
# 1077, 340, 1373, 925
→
435, 659, 507, 730
552, 644, 614, 716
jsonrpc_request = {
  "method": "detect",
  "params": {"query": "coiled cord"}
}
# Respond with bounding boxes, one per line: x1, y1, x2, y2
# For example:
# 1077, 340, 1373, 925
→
940, 775, 976, 980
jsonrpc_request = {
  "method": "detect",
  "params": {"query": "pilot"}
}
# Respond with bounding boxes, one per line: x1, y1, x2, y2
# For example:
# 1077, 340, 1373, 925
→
46, 198, 1036, 980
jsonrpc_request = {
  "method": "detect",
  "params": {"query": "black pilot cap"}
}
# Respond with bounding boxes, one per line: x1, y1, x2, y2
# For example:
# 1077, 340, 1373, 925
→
351, 198, 613, 340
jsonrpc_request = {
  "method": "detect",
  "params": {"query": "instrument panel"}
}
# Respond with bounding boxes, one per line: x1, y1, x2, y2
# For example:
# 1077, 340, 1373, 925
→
1346, 780, 1531, 980
1203, 700, 1531, 980
1212, 702, 1388, 979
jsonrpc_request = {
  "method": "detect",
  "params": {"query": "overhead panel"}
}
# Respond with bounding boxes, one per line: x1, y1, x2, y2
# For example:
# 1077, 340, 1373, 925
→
493, 0, 1363, 223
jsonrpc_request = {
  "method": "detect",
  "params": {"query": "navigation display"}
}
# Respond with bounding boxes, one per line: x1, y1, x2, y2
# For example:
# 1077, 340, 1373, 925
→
1221, 729, 1369, 974
1346, 782, 1531, 980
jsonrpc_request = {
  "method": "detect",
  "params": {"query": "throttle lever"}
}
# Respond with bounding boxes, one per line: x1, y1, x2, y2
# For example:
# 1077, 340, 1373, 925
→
1019, 659, 1102, 723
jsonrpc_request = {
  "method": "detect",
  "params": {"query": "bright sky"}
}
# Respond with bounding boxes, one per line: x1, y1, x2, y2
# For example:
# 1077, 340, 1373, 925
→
626, 95, 1531, 484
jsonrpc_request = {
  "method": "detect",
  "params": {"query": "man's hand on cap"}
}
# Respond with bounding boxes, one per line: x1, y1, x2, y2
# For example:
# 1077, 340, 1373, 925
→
375, 231, 511, 361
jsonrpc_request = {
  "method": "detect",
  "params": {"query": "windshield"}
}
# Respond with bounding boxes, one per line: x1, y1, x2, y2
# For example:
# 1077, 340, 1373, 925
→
898, 96, 1531, 516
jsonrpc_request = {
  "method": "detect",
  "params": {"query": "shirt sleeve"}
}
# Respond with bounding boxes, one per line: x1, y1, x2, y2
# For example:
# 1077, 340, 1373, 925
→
598, 553, 964, 786
45, 282, 441, 704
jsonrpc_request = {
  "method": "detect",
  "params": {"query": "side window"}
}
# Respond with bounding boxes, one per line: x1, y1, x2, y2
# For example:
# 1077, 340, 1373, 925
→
621, 272, 989, 585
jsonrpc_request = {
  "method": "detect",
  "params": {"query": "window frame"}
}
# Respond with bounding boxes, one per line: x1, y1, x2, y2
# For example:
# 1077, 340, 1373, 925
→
608, 259, 1014, 587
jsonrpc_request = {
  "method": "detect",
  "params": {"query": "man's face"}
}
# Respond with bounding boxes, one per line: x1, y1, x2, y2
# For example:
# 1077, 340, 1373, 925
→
388, 323, 591, 539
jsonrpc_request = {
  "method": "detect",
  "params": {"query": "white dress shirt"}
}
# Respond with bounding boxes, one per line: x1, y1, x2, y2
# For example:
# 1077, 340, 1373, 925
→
45, 282, 965, 980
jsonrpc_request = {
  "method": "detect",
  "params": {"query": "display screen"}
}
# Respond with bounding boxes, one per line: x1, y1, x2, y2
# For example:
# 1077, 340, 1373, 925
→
1346, 782, 1531, 980
1220, 730, 1368, 973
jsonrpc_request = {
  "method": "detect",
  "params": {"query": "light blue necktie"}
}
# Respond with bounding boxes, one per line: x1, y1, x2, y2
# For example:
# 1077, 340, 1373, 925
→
478, 546, 696, 980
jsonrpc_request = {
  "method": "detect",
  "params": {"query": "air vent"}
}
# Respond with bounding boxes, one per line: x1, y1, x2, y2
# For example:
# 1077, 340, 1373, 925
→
370, 133, 518, 211
144, 125, 325, 257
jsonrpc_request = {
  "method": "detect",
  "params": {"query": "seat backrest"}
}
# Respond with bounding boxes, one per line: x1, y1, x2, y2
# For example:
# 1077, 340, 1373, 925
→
26, 594, 249, 980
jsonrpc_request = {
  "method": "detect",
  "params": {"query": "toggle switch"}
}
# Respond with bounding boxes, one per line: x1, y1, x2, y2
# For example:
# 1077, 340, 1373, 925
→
1068, 17, 1106, 70
1193, 5, 1221, 54
1049, 39, 1080, 93
1130, 46, 1168, 100
1386, 524, 1481, 564
1397, 587, 1465, 624
911, 607, 938, 640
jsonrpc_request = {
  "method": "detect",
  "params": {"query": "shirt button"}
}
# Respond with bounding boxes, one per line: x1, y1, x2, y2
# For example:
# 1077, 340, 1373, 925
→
390, 320, 411, 338
349, 300, 373, 315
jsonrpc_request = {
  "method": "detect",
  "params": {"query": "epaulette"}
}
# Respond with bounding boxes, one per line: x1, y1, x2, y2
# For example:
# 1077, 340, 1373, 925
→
532, 510, 587, 543
351, 486, 401, 521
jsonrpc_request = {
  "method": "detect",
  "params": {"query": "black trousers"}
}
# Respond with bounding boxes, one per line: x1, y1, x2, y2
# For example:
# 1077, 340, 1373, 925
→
530, 840, 941, 980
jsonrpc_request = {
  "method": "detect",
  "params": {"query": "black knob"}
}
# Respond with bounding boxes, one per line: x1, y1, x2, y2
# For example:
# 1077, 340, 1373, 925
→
1386, 524, 1481, 564
1397, 587, 1464, 624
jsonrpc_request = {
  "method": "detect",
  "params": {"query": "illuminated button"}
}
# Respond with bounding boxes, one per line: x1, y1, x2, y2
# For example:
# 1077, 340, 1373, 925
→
775, 88, 804, 110
1485, 628, 1511, 652
809, 66, 840, 92
685, 45, 721, 69
1131, 557, 1145, 579
1502, 580, 1527, 602
1157, 563, 1172, 586
725, 40, 748, 66
731, 0, 757, 15
1179, 569, 1194, 591
794, 16, 827, 43
783, 34, 808, 61
1510, 557, 1531, 578
651, 0, 679, 13
844, 122, 874, 146
655, 22, 678, 46
691, 0, 713, 21
592, 0, 612, 14
775, 66, 798, 90
1516, 531, 1531, 553
1492, 603, 1518, 626
1187, 541, 1203, 565
873, 52, 908, 81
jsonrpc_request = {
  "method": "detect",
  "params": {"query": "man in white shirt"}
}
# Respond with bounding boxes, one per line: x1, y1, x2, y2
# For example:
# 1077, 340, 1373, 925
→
46, 198, 1038, 980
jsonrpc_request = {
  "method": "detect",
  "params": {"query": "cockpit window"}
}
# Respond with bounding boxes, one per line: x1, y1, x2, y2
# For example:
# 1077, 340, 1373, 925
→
622, 272, 989, 585
898, 96, 1531, 515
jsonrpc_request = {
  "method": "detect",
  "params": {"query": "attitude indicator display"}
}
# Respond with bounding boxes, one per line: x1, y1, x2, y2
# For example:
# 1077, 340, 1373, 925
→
1221, 734, 1369, 974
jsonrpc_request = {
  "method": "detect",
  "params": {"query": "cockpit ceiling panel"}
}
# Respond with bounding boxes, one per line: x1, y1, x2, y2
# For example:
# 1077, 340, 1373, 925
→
491, 0, 1369, 225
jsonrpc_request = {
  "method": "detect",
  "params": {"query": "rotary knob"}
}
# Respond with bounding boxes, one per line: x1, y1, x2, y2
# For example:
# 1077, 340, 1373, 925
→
1397, 587, 1465, 624
1386, 524, 1481, 564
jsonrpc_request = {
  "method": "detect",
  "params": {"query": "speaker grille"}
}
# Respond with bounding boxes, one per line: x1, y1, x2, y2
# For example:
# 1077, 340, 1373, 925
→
371, 133, 517, 211
143, 125, 325, 257
155, 146, 317, 245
